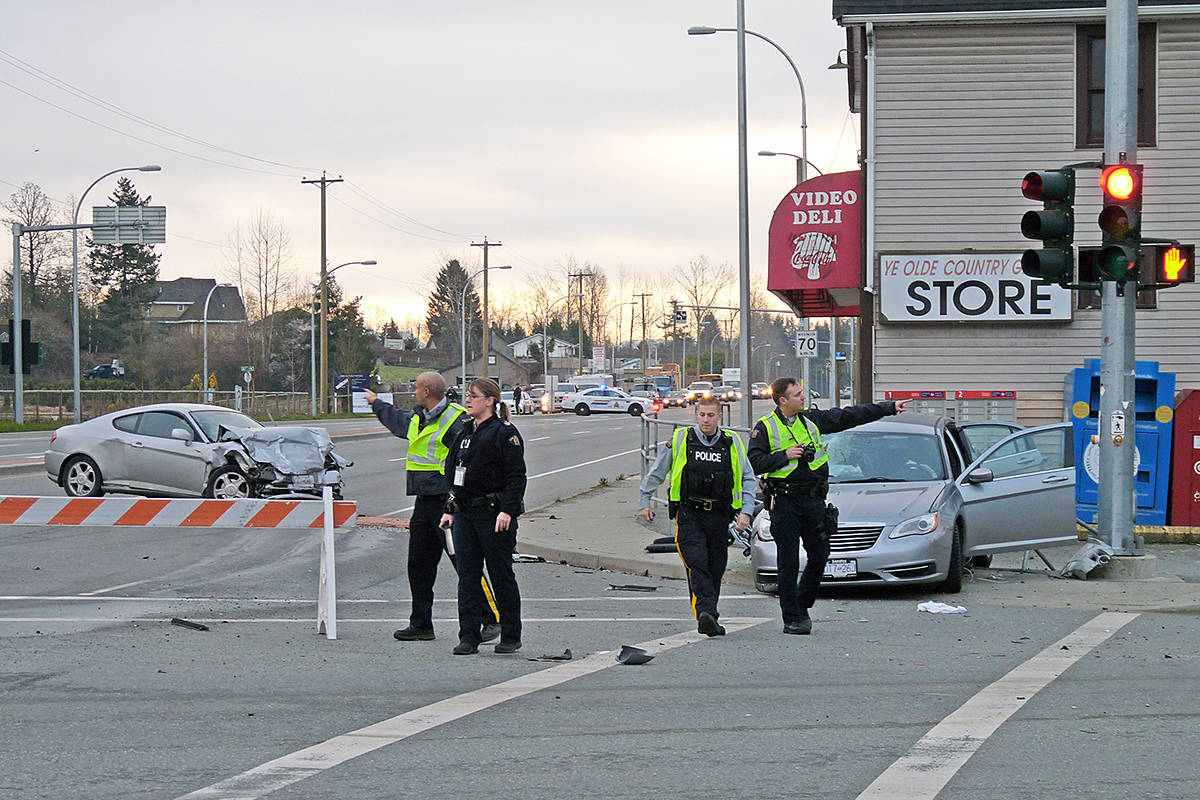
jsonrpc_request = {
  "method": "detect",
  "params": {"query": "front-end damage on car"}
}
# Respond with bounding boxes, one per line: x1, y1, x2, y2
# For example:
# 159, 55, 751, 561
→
209, 426, 352, 498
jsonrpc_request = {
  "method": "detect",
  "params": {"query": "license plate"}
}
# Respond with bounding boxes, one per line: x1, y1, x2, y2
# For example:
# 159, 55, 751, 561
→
290, 474, 315, 488
824, 559, 857, 579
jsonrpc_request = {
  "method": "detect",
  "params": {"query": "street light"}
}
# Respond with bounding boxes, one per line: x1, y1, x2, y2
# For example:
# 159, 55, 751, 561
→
461, 264, 511, 394
707, 331, 722, 373
688, 25, 810, 183
202, 282, 235, 403
541, 293, 583, 383
758, 150, 823, 186
313, 259, 376, 416
71, 164, 160, 423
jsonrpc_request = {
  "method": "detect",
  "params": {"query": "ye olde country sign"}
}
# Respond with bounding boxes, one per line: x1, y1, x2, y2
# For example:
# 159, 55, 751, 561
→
879, 253, 1072, 322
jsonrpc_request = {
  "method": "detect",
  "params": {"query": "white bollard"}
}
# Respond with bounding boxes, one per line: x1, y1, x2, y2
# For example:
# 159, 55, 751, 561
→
316, 484, 337, 639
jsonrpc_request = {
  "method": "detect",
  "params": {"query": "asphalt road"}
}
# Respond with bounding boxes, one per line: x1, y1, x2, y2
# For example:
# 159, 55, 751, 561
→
3, 403, 1196, 798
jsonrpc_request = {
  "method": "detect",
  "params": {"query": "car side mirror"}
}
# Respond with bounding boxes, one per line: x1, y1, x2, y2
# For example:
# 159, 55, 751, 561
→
965, 467, 994, 484
171, 427, 194, 444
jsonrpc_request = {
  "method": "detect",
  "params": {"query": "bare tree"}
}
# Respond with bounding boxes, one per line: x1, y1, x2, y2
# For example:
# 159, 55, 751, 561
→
226, 209, 295, 370
3, 182, 69, 308
673, 254, 735, 363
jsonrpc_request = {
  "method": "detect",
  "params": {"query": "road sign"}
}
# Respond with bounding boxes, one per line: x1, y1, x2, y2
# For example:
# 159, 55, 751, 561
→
91, 206, 167, 245
243, 371, 252, 385
794, 331, 817, 358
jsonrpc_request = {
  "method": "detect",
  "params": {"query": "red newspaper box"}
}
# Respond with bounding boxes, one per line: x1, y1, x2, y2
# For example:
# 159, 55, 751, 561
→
1169, 389, 1200, 526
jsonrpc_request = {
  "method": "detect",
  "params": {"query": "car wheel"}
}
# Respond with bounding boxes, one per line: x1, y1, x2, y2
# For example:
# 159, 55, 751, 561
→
970, 554, 993, 568
206, 465, 254, 499
575, 403, 590, 416
62, 455, 104, 497
940, 521, 964, 593
628, 404, 643, 416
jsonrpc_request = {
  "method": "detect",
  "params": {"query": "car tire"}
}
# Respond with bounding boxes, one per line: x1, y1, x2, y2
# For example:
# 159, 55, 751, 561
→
62, 455, 104, 497
940, 521, 964, 593
575, 403, 590, 416
970, 554, 993, 568
205, 465, 254, 499
628, 404, 642, 416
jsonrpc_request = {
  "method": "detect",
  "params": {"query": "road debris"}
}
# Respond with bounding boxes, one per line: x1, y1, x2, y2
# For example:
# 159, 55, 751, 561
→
170, 618, 210, 631
528, 649, 573, 662
616, 645, 654, 665
607, 584, 658, 592
917, 601, 966, 614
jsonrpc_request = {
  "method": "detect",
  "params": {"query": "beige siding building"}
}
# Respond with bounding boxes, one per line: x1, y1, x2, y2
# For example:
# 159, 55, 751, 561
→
833, 1, 1200, 424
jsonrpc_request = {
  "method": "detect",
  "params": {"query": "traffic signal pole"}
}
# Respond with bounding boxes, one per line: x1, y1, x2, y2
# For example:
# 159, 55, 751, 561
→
1099, 0, 1140, 556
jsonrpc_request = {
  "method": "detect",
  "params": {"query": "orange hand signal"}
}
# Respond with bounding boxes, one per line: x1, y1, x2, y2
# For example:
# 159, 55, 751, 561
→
1163, 247, 1187, 281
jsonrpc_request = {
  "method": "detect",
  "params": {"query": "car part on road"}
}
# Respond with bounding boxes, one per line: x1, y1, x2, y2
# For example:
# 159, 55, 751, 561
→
616, 645, 654, 664
170, 617, 210, 631
607, 583, 658, 591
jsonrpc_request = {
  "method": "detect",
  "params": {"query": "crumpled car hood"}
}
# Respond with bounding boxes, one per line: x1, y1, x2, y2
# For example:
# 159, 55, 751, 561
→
218, 426, 352, 474
826, 481, 943, 524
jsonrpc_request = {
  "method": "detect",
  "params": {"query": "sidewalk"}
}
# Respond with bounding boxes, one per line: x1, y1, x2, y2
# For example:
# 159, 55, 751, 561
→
513, 476, 1200, 614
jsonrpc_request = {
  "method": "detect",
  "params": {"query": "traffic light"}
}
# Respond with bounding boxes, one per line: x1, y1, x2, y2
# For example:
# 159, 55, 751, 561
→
1155, 244, 1195, 285
1097, 164, 1143, 281
0, 320, 11, 374
1020, 169, 1076, 284
20, 319, 41, 374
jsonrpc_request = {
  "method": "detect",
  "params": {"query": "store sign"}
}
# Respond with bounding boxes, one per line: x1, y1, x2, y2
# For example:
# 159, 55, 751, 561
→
767, 171, 863, 293
879, 253, 1072, 322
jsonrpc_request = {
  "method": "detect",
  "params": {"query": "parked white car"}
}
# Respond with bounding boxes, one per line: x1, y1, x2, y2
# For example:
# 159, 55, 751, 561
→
566, 386, 646, 416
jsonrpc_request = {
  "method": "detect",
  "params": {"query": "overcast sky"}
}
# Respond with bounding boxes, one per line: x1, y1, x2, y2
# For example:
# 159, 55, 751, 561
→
3, 1, 855, 328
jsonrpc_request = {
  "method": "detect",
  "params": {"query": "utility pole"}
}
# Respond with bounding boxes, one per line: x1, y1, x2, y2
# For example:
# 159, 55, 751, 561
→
470, 237, 501, 380
634, 291, 653, 373
1100, 0, 1140, 556
302, 171, 342, 414
568, 270, 587, 374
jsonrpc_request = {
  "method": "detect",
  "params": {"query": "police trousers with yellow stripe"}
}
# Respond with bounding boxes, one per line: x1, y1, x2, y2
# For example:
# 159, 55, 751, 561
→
674, 504, 730, 620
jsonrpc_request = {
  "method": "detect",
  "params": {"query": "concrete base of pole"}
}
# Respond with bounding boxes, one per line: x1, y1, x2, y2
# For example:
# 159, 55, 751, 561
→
1096, 554, 1157, 580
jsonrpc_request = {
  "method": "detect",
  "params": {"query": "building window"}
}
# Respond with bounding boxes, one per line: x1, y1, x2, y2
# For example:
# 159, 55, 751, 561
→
177, 304, 187, 312
1076, 251, 1157, 310
1076, 24, 1156, 149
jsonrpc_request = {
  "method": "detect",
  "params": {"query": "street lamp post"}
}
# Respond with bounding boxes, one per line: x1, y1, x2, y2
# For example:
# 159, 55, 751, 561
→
202, 282, 235, 403
689, 25, 810, 184
461, 264, 511, 395
71, 164, 160, 423
708, 332, 722, 373
758, 150, 823, 186
313, 259, 376, 416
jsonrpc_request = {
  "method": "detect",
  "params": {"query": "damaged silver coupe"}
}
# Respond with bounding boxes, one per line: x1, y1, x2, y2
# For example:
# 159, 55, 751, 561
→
44, 403, 352, 499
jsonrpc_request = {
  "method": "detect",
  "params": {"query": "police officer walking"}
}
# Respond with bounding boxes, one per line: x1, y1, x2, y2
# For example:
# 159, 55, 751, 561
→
639, 394, 756, 636
439, 378, 528, 655
365, 373, 501, 644
748, 378, 910, 635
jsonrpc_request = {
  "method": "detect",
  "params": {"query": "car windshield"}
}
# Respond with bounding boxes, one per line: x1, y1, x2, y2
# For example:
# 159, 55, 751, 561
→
189, 409, 263, 442
826, 430, 946, 483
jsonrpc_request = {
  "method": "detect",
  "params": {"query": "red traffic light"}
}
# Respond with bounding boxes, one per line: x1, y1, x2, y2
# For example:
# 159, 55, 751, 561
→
1100, 165, 1138, 201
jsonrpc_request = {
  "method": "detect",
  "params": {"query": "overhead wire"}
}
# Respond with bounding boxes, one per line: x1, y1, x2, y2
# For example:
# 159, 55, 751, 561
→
343, 180, 476, 240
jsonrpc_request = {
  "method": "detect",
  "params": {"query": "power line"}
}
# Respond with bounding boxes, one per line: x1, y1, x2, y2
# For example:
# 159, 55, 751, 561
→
343, 180, 474, 240
0, 47, 318, 173
328, 195, 466, 244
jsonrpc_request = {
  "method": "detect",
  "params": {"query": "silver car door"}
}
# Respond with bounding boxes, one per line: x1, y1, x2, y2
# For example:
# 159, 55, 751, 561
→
957, 423, 1076, 554
125, 411, 210, 494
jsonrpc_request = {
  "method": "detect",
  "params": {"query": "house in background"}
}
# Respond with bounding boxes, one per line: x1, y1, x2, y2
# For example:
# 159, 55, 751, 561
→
147, 278, 247, 334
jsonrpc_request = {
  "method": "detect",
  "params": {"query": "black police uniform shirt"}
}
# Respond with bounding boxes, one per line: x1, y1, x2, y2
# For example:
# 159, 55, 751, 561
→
445, 414, 528, 517
747, 401, 898, 487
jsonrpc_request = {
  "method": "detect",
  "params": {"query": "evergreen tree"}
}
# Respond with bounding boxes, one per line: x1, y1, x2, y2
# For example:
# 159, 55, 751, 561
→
425, 259, 482, 356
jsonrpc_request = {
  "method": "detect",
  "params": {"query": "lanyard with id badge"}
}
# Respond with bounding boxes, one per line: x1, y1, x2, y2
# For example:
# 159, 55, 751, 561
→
454, 434, 471, 487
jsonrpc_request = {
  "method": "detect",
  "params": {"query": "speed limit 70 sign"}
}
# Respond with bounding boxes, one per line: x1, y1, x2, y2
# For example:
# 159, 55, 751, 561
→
794, 331, 817, 358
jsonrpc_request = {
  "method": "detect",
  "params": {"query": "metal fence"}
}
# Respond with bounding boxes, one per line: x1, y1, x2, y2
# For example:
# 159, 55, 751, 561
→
0, 390, 312, 423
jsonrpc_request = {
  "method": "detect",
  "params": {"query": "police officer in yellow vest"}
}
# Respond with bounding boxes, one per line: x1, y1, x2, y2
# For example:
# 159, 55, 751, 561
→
640, 394, 757, 636
365, 372, 501, 643
748, 378, 910, 635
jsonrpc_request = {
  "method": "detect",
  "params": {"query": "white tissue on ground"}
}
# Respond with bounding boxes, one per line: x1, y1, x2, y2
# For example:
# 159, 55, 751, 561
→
917, 600, 967, 614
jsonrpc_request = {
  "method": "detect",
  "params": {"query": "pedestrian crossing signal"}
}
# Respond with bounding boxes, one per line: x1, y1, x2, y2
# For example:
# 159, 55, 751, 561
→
1156, 244, 1194, 285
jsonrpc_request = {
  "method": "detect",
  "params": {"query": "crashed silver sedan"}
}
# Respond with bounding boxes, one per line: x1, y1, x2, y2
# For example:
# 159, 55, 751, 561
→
44, 403, 351, 499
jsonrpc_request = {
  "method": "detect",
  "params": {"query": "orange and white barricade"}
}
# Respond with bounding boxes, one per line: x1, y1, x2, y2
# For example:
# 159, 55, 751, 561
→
0, 488, 357, 639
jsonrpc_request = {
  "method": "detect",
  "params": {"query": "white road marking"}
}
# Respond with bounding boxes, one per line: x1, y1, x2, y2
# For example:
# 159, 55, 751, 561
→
378, 448, 640, 517
386, 457, 404, 462
1, 616, 705, 624
0, 593, 764, 604
572, 431, 588, 435
528, 436, 550, 442
174, 618, 769, 800
856, 611, 1138, 800
79, 579, 153, 596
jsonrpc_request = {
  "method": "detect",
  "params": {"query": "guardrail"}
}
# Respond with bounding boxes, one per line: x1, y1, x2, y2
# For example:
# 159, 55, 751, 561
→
0, 390, 312, 423
0, 490, 356, 639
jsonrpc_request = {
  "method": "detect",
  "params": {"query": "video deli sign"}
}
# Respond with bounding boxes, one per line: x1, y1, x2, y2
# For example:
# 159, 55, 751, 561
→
879, 253, 1072, 322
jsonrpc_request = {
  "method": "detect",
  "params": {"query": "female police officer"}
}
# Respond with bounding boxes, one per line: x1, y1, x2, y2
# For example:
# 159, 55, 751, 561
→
439, 378, 528, 655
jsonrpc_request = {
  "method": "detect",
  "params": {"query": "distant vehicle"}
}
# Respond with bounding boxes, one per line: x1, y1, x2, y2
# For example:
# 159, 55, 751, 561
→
748, 416, 1077, 595
751, 382, 771, 399
664, 390, 690, 408
712, 384, 742, 404
630, 388, 661, 402
722, 367, 742, 388
566, 386, 645, 416
44, 403, 351, 499
685, 381, 714, 401
697, 373, 723, 384
84, 359, 126, 379
552, 382, 585, 411
572, 373, 614, 388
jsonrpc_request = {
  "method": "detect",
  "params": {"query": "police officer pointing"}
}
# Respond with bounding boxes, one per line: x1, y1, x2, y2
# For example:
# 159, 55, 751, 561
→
640, 394, 757, 636
748, 378, 910, 635
365, 373, 501, 644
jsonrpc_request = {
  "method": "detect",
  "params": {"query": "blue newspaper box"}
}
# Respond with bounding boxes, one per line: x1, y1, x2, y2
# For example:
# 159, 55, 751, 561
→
1068, 359, 1175, 526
